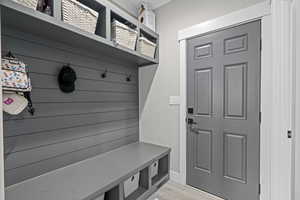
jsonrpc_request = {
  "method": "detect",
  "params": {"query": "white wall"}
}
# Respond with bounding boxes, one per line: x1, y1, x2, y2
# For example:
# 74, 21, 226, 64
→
139, 0, 265, 173
110, 0, 172, 17
110, 0, 138, 16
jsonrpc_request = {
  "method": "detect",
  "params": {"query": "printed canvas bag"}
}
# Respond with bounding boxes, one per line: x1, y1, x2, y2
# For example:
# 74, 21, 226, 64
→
1, 56, 32, 92
1, 53, 35, 115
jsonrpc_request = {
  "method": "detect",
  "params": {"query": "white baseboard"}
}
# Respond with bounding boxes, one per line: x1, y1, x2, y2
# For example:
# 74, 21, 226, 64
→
170, 170, 182, 184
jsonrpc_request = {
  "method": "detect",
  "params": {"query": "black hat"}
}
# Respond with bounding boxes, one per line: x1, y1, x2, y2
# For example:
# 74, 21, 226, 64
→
58, 65, 77, 93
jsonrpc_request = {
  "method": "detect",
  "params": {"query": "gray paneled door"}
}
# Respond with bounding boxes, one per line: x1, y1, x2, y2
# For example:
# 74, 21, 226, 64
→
187, 21, 261, 200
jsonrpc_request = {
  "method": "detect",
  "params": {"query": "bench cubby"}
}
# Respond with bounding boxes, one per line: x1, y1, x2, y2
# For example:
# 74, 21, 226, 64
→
151, 155, 169, 186
91, 185, 119, 200
123, 167, 149, 200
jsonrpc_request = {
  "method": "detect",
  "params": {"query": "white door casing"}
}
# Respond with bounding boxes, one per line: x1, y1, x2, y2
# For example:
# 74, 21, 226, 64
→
270, 0, 293, 200
292, 0, 300, 199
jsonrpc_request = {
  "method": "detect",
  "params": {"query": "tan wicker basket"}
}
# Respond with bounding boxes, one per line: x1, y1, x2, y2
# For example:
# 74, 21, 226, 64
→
112, 20, 138, 50
62, 0, 99, 34
12, 0, 38, 10
139, 37, 157, 58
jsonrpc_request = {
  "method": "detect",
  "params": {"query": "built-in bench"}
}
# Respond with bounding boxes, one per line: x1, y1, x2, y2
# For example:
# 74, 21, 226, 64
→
5, 142, 170, 200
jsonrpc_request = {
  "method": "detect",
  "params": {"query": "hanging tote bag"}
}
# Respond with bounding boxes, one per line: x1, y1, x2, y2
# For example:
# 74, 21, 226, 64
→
2, 56, 32, 92
1, 53, 35, 115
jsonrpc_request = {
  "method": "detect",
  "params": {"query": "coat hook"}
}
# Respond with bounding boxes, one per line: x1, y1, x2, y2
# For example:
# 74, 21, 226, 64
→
6, 51, 15, 58
101, 69, 108, 78
126, 74, 132, 82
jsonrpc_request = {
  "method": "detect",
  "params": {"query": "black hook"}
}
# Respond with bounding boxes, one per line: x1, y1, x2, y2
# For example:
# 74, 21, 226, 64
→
6, 51, 15, 58
126, 74, 132, 82
101, 69, 108, 78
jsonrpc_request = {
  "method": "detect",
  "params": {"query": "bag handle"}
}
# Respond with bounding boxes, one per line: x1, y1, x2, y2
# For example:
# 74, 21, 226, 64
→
24, 92, 35, 116
5, 52, 21, 66
8, 60, 21, 65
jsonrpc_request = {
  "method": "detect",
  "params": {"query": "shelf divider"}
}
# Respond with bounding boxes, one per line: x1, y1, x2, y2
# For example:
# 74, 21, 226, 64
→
106, 7, 112, 41
119, 183, 124, 200
53, 0, 62, 20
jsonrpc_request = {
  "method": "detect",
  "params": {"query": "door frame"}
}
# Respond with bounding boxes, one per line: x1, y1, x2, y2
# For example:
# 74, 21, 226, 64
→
292, 0, 300, 199
178, 1, 293, 200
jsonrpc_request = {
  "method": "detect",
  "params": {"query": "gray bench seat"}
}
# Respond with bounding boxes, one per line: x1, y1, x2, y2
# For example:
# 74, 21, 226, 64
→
5, 142, 171, 200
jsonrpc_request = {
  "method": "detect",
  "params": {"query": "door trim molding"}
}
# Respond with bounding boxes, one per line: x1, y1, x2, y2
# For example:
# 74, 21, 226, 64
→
178, 1, 271, 41
178, 1, 293, 200
292, 0, 300, 199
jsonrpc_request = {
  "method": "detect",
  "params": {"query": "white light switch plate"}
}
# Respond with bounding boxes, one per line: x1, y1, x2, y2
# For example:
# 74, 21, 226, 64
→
169, 96, 180, 105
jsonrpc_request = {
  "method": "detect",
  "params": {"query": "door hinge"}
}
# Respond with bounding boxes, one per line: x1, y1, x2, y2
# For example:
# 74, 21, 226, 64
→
287, 130, 292, 139
260, 39, 262, 51
259, 112, 262, 124
259, 184, 261, 195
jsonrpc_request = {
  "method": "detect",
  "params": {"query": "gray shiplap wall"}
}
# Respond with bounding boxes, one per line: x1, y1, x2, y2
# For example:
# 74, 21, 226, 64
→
2, 28, 139, 186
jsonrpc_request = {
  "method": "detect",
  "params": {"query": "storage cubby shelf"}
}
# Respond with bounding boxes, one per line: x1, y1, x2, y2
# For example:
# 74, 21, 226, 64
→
151, 155, 169, 186
125, 187, 148, 200
5, 142, 170, 200
0, 0, 159, 66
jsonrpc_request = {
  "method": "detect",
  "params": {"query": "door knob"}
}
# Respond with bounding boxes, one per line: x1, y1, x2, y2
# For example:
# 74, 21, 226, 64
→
190, 127, 199, 133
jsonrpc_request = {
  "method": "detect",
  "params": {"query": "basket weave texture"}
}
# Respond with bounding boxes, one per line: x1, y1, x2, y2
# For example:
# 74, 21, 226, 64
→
12, 0, 38, 10
139, 37, 157, 58
62, 0, 99, 34
112, 20, 138, 50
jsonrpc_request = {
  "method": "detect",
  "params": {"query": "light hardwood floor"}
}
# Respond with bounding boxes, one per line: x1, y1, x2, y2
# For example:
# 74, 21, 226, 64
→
148, 181, 223, 200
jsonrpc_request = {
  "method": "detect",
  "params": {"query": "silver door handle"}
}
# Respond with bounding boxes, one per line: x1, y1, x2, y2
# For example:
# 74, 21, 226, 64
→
190, 127, 199, 134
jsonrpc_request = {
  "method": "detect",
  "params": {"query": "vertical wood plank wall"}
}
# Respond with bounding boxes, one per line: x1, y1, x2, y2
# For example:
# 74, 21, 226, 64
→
2, 28, 139, 186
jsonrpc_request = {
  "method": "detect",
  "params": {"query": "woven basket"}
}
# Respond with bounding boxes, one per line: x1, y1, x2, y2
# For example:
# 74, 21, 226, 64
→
112, 20, 138, 50
62, 0, 99, 34
139, 37, 157, 58
12, 0, 38, 10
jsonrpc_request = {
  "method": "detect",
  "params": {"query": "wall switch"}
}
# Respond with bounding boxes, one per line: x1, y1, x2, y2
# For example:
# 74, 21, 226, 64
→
169, 96, 180, 105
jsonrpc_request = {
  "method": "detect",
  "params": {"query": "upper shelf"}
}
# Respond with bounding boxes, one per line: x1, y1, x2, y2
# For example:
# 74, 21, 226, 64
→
0, 0, 159, 66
